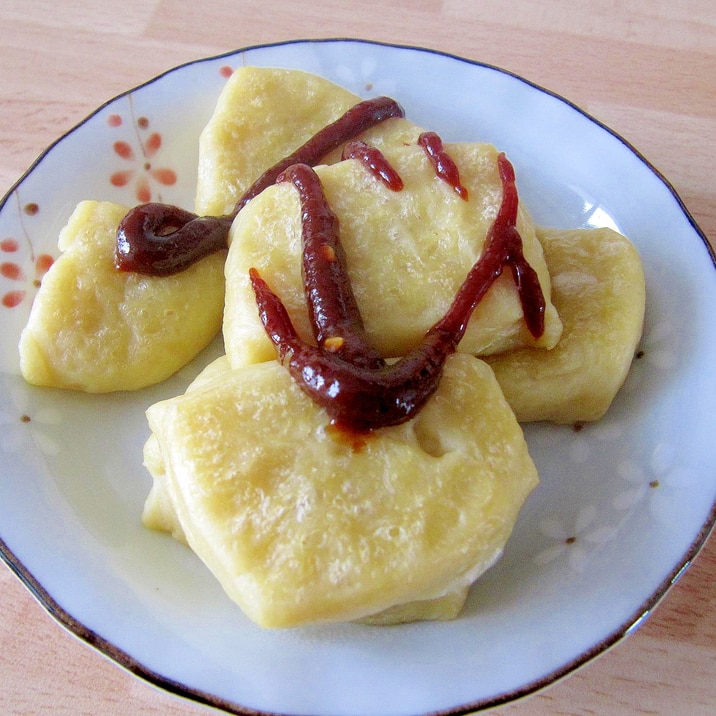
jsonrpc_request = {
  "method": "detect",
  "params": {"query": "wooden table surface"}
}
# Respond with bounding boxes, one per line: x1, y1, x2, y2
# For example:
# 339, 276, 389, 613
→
1, 2, 714, 714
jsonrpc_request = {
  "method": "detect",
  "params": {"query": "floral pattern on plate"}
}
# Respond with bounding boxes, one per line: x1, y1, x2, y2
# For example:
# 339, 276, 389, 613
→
0, 196, 54, 310
107, 99, 178, 204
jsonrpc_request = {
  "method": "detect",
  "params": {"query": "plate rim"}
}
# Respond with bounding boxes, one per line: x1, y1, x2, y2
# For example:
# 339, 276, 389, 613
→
2, 37, 714, 266
2, 513, 715, 716
1, 36, 715, 716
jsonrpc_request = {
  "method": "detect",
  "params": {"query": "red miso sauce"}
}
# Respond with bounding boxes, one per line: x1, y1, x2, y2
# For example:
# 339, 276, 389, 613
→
341, 140, 404, 191
113, 93, 545, 432
114, 96, 404, 276
250, 152, 545, 432
418, 131, 469, 200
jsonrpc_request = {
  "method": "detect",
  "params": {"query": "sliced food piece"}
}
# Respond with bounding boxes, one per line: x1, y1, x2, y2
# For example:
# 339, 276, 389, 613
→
196, 66, 421, 217
224, 142, 562, 367
143, 355, 470, 622
147, 353, 538, 628
18, 201, 226, 392
485, 227, 646, 423
143, 353, 469, 623
142, 354, 232, 542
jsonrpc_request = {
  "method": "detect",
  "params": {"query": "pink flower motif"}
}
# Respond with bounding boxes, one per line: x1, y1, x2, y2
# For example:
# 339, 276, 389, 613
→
108, 104, 177, 203
1, 206, 55, 310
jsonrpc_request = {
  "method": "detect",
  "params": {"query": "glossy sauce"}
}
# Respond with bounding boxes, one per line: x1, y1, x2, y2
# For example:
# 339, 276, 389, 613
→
114, 96, 404, 276
236, 97, 404, 212
418, 131, 469, 200
115, 94, 545, 431
341, 140, 404, 191
276, 164, 385, 370
115, 205, 231, 276
251, 150, 545, 432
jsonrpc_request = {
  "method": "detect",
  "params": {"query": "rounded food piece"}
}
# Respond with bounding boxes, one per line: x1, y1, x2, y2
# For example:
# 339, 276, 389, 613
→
19, 201, 226, 392
224, 142, 562, 367
196, 65, 421, 217
148, 353, 538, 628
485, 226, 646, 423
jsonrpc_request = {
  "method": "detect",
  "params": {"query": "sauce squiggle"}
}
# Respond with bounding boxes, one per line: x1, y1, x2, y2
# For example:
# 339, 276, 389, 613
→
251, 151, 545, 432
418, 131, 469, 200
114, 92, 545, 430
114, 97, 404, 276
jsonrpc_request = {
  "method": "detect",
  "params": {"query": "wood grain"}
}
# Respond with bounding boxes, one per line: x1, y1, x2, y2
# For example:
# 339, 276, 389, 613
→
1, 2, 714, 714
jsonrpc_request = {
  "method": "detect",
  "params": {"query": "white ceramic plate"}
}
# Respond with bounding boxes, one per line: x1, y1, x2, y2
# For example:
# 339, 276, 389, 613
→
1, 39, 715, 716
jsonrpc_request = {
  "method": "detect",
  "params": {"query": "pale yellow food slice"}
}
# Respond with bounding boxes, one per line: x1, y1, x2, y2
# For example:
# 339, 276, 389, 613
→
148, 353, 538, 628
485, 227, 646, 423
143, 353, 467, 623
356, 587, 469, 625
142, 354, 231, 542
18, 201, 226, 392
196, 66, 421, 217
224, 142, 562, 367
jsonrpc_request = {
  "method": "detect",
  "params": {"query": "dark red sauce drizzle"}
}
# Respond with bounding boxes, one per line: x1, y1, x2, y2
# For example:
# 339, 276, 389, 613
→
341, 140, 404, 191
418, 131, 469, 200
114, 97, 404, 276
251, 151, 545, 432
275, 164, 384, 370
115, 206, 230, 277
236, 97, 404, 212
